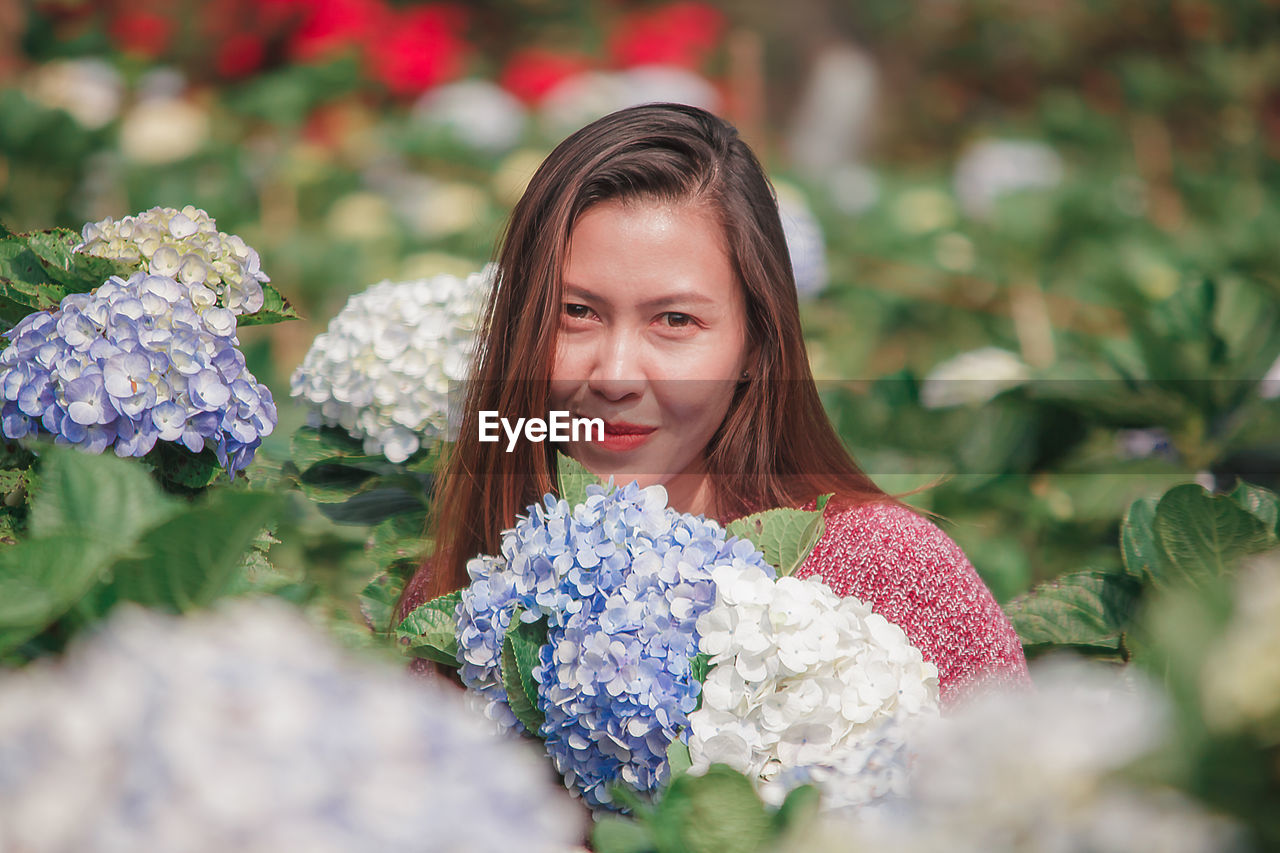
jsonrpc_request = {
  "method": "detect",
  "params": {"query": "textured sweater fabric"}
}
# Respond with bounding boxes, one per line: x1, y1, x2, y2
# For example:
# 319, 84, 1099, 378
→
795, 499, 1031, 706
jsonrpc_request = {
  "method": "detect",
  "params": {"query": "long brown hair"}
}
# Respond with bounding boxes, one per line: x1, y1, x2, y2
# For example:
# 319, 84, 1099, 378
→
401, 103, 887, 611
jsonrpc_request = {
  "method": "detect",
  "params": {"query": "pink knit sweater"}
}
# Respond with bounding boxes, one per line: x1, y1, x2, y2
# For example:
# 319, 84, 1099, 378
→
795, 499, 1030, 706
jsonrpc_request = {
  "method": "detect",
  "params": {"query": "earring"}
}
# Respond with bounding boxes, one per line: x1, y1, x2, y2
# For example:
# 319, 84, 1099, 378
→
740, 369, 750, 380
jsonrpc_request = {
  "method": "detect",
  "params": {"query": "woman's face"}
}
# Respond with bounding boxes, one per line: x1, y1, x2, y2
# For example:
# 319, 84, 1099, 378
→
550, 199, 751, 516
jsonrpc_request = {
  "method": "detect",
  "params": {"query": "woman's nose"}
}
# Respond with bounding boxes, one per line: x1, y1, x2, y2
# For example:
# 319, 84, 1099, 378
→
587, 329, 645, 401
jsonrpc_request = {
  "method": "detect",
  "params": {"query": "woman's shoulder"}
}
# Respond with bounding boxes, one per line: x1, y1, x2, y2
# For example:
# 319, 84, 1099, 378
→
796, 498, 1030, 704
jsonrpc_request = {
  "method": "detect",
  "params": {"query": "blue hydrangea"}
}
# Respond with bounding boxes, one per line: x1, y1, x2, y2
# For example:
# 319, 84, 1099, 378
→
454, 481, 774, 808
0, 271, 275, 475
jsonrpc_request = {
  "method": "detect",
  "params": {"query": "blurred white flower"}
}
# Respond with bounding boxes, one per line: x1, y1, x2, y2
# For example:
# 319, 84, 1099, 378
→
775, 182, 828, 298
0, 599, 580, 853
119, 96, 210, 165
828, 163, 881, 216
538, 65, 722, 139
1202, 552, 1280, 736
77, 205, 268, 315
325, 192, 397, 242
891, 187, 956, 234
412, 79, 528, 153
954, 139, 1064, 220
920, 346, 1031, 409
1260, 355, 1280, 399
25, 58, 124, 130
816, 656, 1241, 853
290, 266, 494, 462
687, 566, 940, 812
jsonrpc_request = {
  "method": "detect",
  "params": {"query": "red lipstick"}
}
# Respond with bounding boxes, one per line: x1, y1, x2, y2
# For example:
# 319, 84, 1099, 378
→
596, 420, 655, 452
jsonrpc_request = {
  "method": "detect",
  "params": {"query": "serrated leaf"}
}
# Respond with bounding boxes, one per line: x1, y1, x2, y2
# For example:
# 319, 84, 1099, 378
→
558, 451, 604, 506
395, 590, 461, 664
501, 609, 547, 736
1152, 483, 1274, 589
725, 507, 825, 577
1004, 570, 1142, 650
591, 816, 656, 853
145, 442, 223, 490
1120, 497, 1162, 581
110, 491, 283, 612
0, 229, 136, 326
237, 283, 301, 326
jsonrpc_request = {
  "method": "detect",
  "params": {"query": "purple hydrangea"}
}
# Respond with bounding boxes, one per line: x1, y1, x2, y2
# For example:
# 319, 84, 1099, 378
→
454, 481, 774, 808
0, 271, 275, 475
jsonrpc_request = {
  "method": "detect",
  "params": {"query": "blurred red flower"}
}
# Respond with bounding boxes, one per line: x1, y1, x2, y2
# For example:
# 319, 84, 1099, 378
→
608, 1, 724, 69
499, 49, 593, 104
365, 4, 469, 96
289, 0, 389, 62
109, 11, 173, 58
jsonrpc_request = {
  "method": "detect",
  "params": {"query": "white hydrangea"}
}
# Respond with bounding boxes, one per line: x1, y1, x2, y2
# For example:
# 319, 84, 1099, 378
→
687, 565, 940, 811
1201, 552, 1280, 736
76, 205, 268, 315
919, 346, 1031, 408
0, 599, 581, 853
290, 266, 494, 463
816, 656, 1242, 853
953, 139, 1064, 219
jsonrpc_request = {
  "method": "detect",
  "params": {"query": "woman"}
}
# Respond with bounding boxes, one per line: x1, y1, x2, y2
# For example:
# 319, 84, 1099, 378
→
399, 103, 1028, 705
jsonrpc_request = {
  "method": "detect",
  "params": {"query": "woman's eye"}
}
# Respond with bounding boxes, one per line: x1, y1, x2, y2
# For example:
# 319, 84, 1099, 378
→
563, 303, 594, 321
661, 312, 695, 328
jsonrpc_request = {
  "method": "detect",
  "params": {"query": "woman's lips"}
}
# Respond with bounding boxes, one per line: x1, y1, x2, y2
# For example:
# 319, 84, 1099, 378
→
594, 421, 655, 452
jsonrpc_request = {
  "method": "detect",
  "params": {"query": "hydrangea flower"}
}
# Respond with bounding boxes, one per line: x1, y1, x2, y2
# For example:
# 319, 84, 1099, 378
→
0, 270, 275, 475
0, 599, 580, 853
290, 267, 493, 463
687, 566, 940, 811
919, 346, 1031, 409
805, 657, 1241, 853
76, 205, 268, 314
454, 481, 775, 808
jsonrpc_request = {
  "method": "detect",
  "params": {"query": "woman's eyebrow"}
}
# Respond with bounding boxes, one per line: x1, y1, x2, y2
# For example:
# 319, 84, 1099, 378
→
562, 283, 717, 310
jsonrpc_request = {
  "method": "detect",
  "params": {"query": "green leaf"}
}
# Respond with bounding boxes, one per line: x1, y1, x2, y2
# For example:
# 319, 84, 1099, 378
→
238, 282, 302, 326
30, 446, 176, 549
1004, 570, 1142, 651
690, 652, 711, 710
0, 228, 137, 326
725, 507, 825, 577
772, 783, 821, 833
592, 816, 656, 853
359, 571, 406, 634
501, 609, 547, 736
366, 513, 430, 575
1227, 481, 1280, 539
290, 425, 397, 474
657, 765, 773, 853
145, 442, 223, 490
1120, 497, 1162, 581
1152, 484, 1274, 589
665, 739, 692, 781
815, 493, 833, 511
557, 451, 604, 506
395, 590, 461, 665
0, 537, 103, 651
110, 490, 283, 612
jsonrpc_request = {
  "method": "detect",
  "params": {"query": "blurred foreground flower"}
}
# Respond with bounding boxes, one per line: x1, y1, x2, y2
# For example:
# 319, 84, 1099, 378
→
920, 347, 1031, 409
1, 270, 275, 475
1202, 553, 1280, 738
796, 657, 1241, 853
290, 266, 493, 462
0, 599, 580, 853
78, 206, 268, 315
953, 140, 1064, 220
